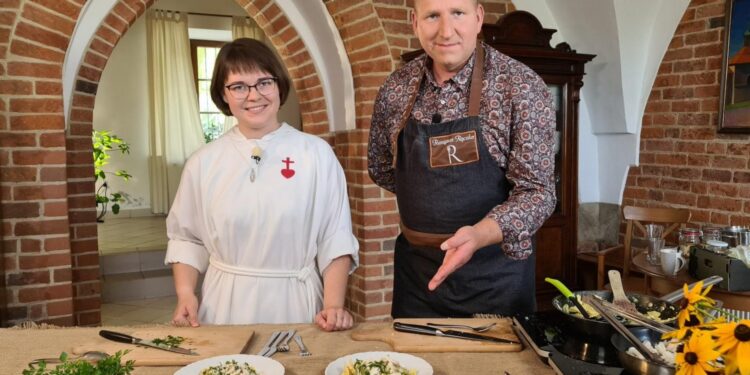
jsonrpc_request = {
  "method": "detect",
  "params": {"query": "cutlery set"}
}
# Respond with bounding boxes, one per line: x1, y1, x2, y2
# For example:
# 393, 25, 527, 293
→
393, 322, 520, 345
257, 329, 311, 357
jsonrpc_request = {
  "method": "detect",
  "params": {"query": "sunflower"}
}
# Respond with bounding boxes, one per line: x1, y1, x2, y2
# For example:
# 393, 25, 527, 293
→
665, 313, 703, 341
677, 281, 717, 325
683, 281, 716, 307
675, 331, 722, 375
713, 319, 750, 375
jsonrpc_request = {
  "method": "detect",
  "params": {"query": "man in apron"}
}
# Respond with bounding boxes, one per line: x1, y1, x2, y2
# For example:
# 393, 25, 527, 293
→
368, 0, 557, 318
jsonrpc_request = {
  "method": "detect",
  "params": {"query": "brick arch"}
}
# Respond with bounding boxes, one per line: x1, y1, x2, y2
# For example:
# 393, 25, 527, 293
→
0, 0, 342, 327
62, 0, 338, 325
1, 0, 85, 326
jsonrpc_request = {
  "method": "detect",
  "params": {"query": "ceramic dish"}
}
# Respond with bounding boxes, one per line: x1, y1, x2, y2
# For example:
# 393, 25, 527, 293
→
325, 351, 432, 375
175, 354, 284, 375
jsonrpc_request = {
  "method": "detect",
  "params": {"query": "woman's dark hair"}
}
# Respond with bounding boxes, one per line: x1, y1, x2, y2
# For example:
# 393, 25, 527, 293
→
210, 38, 291, 116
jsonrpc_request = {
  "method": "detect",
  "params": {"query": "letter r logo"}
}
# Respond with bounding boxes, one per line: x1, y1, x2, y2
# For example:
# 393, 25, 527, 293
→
447, 145, 464, 164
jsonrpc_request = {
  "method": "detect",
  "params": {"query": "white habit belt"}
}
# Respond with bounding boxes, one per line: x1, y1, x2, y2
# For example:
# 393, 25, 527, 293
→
208, 257, 322, 320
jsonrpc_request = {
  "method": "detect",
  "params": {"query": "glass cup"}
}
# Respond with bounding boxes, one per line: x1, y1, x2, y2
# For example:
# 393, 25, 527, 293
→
647, 238, 665, 265
645, 224, 664, 239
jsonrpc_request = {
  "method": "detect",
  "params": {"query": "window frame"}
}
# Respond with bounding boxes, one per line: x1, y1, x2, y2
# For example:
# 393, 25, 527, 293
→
190, 39, 226, 142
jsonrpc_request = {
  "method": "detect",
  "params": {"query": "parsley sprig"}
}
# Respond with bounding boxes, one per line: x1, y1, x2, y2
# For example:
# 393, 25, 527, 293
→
151, 335, 185, 348
23, 350, 134, 375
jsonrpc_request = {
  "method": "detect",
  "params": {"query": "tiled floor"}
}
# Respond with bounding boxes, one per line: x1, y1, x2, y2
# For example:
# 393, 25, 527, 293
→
101, 296, 176, 326
98, 215, 167, 255
99, 215, 175, 326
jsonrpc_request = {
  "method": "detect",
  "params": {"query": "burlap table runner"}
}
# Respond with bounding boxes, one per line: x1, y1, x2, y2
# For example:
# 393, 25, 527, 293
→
1, 323, 554, 375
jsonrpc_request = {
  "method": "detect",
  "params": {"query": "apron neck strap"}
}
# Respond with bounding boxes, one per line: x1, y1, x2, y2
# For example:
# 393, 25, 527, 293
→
468, 44, 484, 117
398, 44, 485, 129
391, 44, 485, 167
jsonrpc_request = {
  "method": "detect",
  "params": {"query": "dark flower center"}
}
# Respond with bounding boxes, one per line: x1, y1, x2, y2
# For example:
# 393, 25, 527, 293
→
681, 299, 689, 310
685, 352, 698, 365
686, 315, 700, 327
736, 323, 750, 341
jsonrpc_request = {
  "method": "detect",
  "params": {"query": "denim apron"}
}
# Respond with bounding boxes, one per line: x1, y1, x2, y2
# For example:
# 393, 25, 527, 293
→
391, 46, 535, 318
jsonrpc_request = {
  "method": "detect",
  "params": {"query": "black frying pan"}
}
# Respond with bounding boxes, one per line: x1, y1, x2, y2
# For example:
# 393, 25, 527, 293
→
551, 290, 679, 343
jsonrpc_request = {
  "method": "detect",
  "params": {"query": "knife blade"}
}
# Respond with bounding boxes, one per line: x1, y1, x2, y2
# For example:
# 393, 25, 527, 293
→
392, 322, 520, 345
99, 330, 198, 355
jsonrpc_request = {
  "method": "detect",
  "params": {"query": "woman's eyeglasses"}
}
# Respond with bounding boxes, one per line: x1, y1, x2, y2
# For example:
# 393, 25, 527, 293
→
225, 77, 278, 99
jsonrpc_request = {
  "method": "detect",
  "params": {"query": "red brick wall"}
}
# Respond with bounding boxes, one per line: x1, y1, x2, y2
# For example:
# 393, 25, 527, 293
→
1, 0, 83, 327
1, 0, 514, 326
622, 0, 750, 228
0, 0, 351, 326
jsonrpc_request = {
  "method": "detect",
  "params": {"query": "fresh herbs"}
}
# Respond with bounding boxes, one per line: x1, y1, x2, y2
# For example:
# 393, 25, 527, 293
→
151, 335, 185, 348
199, 360, 258, 375
23, 351, 134, 375
344, 358, 416, 375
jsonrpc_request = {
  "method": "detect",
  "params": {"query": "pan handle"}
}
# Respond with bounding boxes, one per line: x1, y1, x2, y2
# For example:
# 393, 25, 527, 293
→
659, 275, 723, 304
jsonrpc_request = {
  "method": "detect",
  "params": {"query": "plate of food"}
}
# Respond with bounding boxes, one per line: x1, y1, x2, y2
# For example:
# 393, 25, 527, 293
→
175, 354, 284, 375
325, 351, 432, 375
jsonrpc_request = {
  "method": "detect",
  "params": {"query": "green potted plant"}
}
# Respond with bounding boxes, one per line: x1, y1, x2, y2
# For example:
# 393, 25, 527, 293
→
93, 130, 132, 222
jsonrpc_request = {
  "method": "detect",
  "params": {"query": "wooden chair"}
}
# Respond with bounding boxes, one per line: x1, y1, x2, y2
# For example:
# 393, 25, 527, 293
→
581, 206, 692, 292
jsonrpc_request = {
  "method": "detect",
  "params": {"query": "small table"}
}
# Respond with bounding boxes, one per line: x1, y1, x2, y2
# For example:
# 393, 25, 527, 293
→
632, 252, 750, 311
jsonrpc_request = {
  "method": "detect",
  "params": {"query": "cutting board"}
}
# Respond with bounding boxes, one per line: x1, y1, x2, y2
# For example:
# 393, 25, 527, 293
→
71, 326, 253, 366
351, 318, 522, 352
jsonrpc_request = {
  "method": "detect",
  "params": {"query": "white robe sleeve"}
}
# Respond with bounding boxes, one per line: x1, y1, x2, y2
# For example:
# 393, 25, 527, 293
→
164, 157, 210, 273
315, 144, 360, 275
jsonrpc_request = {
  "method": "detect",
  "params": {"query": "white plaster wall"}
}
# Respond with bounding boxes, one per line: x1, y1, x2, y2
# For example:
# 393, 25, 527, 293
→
275, 0, 355, 131
513, 0, 688, 204
93, 17, 151, 212
63, 0, 117, 121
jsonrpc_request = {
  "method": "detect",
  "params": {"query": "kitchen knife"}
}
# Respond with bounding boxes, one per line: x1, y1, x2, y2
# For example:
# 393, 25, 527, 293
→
392, 322, 520, 345
99, 330, 198, 355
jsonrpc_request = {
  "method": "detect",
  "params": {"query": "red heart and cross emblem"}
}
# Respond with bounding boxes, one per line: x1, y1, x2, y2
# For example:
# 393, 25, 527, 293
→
281, 157, 295, 179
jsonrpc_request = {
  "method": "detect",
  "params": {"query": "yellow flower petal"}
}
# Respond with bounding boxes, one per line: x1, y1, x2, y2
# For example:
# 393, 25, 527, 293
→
737, 342, 750, 375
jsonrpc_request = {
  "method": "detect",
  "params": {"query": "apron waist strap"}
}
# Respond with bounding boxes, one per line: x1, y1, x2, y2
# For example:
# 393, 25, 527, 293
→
400, 223, 451, 248
209, 256, 321, 320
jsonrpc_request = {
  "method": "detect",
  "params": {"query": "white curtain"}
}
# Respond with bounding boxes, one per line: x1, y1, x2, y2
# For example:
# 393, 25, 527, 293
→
232, 16, 263, 40
221, 17, 266, 134
147, 10, 206, 214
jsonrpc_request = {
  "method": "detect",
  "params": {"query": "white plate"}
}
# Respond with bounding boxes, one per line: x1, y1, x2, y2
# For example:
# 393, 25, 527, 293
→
175, 354, 284, 375
325, 351, 433, 375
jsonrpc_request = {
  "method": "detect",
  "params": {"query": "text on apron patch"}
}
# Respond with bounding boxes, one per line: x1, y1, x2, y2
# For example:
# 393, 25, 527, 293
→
429, 130, 480, 168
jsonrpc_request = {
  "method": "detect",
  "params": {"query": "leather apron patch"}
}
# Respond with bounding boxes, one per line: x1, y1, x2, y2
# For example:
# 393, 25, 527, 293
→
429, 130, 480, 168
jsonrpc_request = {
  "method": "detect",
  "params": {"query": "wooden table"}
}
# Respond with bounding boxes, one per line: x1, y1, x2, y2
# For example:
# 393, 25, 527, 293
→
1, 323, 554, 375
632, 251, 750, 310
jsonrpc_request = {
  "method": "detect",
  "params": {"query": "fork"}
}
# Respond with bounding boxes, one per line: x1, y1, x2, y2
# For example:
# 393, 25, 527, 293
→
276, 329, 296, 352
426, 322, 497, 332
293, 334, 311, 356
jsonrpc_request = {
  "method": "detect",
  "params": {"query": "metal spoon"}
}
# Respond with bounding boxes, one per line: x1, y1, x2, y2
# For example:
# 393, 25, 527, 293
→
29, 351, 110, 366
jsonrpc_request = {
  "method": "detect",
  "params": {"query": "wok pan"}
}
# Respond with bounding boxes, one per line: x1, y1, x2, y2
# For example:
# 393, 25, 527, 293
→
551, 290, 679, 343
611, 327, 675, 375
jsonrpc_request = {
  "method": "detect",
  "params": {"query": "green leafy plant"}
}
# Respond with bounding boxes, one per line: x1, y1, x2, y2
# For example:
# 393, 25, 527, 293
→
202, 116, 224, 143
23, 350, 134, 375
93, 130, 132, 222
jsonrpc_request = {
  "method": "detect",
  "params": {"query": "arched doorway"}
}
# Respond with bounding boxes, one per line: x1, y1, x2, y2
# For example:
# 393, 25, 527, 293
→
64, 0, 353, 325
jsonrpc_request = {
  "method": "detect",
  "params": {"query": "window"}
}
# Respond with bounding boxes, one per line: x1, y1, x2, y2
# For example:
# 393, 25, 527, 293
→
191, 40, 225, 143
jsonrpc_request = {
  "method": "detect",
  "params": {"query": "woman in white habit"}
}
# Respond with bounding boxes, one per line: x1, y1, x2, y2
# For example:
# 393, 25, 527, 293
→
166, 38, 359, 331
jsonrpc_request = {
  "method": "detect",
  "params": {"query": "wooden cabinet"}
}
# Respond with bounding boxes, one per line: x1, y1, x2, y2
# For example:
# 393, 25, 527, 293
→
483, 11, 594, 310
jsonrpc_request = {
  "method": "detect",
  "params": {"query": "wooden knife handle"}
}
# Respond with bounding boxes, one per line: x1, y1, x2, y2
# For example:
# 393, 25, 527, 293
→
99, 330, 136, 344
